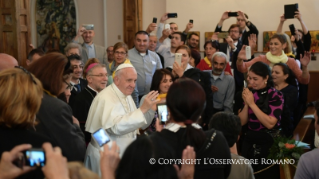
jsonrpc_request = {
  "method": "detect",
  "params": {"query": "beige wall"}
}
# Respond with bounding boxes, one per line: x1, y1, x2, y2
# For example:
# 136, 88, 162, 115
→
106, 0, 123, 47
142, 0, 166, 35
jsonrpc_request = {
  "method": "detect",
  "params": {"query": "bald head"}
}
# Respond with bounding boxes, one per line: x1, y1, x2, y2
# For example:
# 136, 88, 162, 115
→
0, 53, 18, 71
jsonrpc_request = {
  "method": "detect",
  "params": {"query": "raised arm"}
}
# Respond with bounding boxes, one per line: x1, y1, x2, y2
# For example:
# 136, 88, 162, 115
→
276, 14, 286, 33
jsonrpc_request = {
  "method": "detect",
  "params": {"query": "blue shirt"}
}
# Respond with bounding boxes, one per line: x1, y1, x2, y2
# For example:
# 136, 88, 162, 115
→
204, 70, 235, 112
84, 43, 96, 59
128, 48, 162, 107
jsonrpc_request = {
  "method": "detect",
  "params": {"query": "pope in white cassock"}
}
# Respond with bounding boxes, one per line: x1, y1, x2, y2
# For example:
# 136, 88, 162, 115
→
84, 63, 159, 175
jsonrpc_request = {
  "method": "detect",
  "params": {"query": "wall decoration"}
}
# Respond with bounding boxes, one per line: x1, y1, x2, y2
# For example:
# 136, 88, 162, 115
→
35, 0, 77, 53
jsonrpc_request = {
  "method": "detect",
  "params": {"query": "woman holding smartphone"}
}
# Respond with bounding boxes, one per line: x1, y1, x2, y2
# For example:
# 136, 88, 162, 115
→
139, 69, 174, 132
0, 67, 53, 179
167, 45, 213, 128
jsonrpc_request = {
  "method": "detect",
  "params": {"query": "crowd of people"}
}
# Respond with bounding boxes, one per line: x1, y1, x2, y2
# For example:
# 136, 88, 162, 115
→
0, 7, 318, 179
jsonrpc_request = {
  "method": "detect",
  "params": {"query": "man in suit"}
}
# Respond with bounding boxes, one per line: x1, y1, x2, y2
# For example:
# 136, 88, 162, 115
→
68, 54, 87, 105
73, 25, 107, 65
215, 11, 259, 46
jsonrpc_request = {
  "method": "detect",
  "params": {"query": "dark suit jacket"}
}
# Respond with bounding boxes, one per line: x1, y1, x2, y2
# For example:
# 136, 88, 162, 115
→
36, 93, 86, 161
69, 78, 87, 106
69, 86, 97, 144
0, 126, 53, 179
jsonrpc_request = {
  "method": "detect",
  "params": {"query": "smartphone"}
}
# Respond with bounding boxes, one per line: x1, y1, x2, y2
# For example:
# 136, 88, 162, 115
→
92, 128, 111, 147
284, 3, 298, 19
167, 13, 178, 18
217, 32, 229, 39
82, 24, 94, 30
189, 19, 193, 24
245, 46, 251, 60
165, 24, 170, 30
289, 24, 296, 35
152, 17, 157, 23
25, 149, 46, 167
157, 103, 168, 124
228, 12, 238, 17
175, 53, 182, 66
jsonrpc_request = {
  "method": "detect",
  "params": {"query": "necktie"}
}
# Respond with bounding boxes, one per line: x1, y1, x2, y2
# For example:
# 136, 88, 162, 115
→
75, 84, 81, 92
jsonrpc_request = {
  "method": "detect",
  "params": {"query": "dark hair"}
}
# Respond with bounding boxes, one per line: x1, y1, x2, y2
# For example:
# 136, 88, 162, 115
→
116, 135, 178, 179
150, 69, 174, 92
27, 49, 44, 61
191, 49, 201, 67
67, 54, 82, 62
172, 32, 186, 43
249, 61, 274, 88
204, 40, 220, 51
135, 30, 150, 37
188, 32, 199, 40
166, 78, 206, 149
169, 22, 177, 26
208, 112, 241, 147
27, 52, 68, 96
270, 33, 287, 45
228, 24, 242, 34
273, 63, 297, 87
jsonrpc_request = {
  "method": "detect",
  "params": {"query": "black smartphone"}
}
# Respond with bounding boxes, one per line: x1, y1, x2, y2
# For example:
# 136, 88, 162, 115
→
228, 12, 238, 17
157, 103, 168, 124
152, 17, 157, 23
189, 19, 193, 24
284, 3, 298, 19
25, 149, 46, 167
92, 128, 111, 147
289, 24, 296, 35
167, 13, 178, 18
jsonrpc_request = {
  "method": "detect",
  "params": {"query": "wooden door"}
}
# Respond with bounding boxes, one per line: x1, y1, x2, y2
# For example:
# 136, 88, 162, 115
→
0, 0, 31, 66
123, 0, 142, 49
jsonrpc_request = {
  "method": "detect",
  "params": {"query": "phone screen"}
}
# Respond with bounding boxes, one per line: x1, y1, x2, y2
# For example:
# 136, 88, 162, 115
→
217, 32, 229, 39
157, 103, 168, 123
152, 17, 157, 23
92, 128, 111, 147
25, 149, 45, 167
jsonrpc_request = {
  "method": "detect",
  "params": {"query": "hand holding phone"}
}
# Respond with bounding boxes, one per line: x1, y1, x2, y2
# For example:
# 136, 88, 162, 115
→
189, 19, 193, 24
217, 32, 229, 39
175, 53, 182, 66
92, 128, 111, 148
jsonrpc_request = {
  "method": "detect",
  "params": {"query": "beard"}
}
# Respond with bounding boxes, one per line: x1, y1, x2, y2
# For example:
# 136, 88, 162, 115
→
212, 68, 223, 75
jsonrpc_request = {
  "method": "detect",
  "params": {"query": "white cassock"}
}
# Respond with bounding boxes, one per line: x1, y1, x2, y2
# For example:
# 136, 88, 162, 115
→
84, 83, 153, 175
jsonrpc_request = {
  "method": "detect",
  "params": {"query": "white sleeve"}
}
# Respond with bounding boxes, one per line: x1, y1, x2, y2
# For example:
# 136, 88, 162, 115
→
156, 23, 164, 39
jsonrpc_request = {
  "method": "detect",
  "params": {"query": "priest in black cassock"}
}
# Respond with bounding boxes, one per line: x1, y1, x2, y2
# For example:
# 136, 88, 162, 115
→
70, 63, 108, 144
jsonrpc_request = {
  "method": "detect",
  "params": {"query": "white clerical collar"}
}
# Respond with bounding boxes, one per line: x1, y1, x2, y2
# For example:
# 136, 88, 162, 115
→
111, 83, 126, 98
164, 122, 201, 133
87, 85, 99, 94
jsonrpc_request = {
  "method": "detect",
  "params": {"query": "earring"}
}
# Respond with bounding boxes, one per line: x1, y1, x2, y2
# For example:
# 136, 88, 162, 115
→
265, 81, 267, 84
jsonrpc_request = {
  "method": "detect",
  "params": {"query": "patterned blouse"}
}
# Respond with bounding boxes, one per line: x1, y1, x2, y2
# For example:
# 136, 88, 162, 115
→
248, 87, 284, 131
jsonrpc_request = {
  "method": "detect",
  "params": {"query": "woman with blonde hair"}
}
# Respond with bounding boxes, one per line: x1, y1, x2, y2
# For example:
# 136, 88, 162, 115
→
0, 67, 53, 179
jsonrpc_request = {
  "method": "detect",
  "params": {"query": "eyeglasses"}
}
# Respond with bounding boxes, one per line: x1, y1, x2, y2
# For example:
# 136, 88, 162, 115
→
15, 66, 37, 84
114, 51, 127, 56
229, 30, 239, 33
89, 74, 108, 78
64, 81, 73, 91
